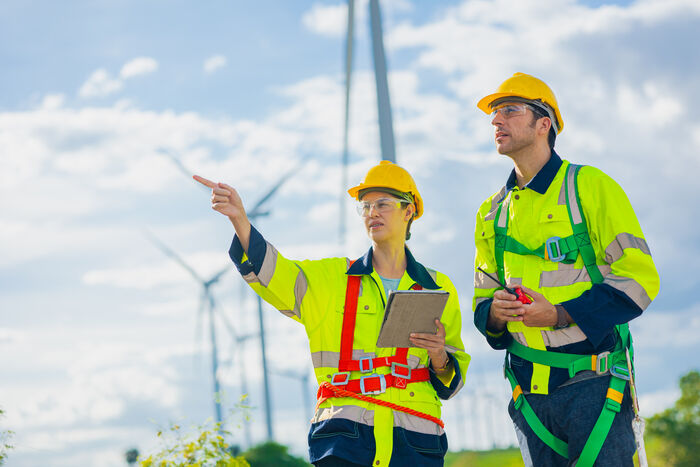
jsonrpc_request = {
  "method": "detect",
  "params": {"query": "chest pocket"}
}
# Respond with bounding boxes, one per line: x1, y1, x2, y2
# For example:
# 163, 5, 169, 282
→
538, 206, 572, 241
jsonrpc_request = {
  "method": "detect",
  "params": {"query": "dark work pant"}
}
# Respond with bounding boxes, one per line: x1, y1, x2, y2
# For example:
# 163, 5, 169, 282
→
314, 456, 371, 467
508, 375, 635, 467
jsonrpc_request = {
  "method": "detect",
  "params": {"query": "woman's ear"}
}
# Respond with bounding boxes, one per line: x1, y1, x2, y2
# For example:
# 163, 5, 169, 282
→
404, 203, 416, 221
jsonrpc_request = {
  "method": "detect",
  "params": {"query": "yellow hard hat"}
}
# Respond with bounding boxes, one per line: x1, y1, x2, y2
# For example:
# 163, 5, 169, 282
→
347, 160, 423, 219
477, 72, 564, 134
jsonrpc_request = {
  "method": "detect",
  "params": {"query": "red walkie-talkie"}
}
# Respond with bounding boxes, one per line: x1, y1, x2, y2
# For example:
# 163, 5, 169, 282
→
477, 267, 533, 304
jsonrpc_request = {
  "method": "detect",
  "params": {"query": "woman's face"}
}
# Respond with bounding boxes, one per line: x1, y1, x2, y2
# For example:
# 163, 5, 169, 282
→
358, 191, 414, 244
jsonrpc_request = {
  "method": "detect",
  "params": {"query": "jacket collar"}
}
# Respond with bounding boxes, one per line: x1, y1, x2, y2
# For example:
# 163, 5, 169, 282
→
346, 246, 440, 290
505, 150, 563, 195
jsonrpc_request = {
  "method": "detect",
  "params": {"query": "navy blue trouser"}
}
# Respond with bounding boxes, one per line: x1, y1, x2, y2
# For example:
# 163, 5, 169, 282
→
508, 375, 635, 467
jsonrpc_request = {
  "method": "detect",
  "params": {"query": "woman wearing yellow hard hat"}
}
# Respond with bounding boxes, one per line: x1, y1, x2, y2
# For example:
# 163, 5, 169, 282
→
195, 160, 470, 467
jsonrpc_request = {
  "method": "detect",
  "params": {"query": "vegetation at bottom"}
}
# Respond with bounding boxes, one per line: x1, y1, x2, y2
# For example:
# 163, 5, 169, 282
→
0, 408, 13, 466
129, 369, 698, 466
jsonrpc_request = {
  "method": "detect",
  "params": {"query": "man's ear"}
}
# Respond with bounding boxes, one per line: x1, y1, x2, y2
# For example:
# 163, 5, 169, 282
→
539, 117, 552, 136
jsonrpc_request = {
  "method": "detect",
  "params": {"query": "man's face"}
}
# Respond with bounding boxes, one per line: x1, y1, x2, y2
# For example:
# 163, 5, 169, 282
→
490, 102, 538, 156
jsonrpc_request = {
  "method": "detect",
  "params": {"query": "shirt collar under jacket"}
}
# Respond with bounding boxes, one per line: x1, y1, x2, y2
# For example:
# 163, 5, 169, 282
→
346, 246, 440, 290
505, 150, 563, 195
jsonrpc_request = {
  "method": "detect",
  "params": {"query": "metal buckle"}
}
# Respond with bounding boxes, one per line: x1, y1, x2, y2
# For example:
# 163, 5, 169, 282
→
390, 362, 412, 380
360, 374, 386, 395
610, 364, 631, 381
596, 351, 611, 375
330, 372, 350, 386
545, 236, 565, 262
359, 357, 374, 373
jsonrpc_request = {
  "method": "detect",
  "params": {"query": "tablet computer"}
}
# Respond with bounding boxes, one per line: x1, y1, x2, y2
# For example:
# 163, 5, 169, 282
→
376, 290, 449, 348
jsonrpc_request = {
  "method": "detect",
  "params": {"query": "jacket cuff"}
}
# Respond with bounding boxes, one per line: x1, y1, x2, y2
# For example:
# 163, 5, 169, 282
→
228, 224, 266, 276
474, 298, 511, 349
429, 353, 461, 399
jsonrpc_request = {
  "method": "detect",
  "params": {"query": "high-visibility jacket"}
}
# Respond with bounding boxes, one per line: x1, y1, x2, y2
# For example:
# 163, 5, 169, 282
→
230, 226, 470, 467
472, 152, 659, 395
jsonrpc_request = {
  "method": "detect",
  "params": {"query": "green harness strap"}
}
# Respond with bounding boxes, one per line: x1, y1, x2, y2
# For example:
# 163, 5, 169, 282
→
494, 163, 634, 466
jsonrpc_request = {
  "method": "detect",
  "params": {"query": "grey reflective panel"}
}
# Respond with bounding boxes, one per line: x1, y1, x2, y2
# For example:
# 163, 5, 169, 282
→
511, 332, 528, 346
604, 274, 652, 310
292, 267, 308, 318
605, 233, 652, 264
566, 167, 583, 225
539, 265, 612, 287
393, 411, 445, 435
496, 193, 511, 228
474, 296, 490, 307
310, 350, 427, 370
558, 179, 567, 205
485, 187, 507, 221
474, 269, 498, 289
311, 405, 445, 435
257, 242, 279, 287
540, 326, 587, 347
242, 271, 258, 284
280, 310, 295, 318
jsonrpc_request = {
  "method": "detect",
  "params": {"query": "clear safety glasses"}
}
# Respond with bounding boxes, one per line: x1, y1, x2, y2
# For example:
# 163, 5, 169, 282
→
490, 103, 532, 118
356, 198, 409, 217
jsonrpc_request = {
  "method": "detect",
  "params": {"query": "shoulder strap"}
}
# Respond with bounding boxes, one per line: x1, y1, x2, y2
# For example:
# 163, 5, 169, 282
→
564, 164, 604, 284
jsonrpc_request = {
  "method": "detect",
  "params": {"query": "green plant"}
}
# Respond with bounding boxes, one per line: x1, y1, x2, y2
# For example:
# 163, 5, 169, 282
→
646, 370, 700, 467
0, 408, 13, 466
242, 441, 311, 467
139, 419, 249, 467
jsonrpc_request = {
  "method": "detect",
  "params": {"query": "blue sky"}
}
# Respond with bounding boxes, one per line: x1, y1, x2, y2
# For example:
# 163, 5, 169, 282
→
1, 0, 699, 465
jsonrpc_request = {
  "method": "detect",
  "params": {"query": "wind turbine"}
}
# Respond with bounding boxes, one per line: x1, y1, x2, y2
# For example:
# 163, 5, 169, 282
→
271, 367, 313, 422
144, 230, 230, 431
340, 0, 397, 244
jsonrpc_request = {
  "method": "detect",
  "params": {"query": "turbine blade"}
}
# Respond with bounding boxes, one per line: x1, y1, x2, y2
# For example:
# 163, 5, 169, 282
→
143, 229, 205, 284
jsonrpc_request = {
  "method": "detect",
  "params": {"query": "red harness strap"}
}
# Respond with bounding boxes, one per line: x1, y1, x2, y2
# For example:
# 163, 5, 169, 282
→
317, 271, 442, 427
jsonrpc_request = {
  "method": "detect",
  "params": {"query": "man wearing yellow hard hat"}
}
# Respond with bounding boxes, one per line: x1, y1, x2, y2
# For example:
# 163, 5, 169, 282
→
195, 160, 470, 467
472, 73, 659, 466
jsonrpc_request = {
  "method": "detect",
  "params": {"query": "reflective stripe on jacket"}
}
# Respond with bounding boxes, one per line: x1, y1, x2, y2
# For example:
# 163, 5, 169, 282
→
230, 225, 470, 466
473, 153, 659, 394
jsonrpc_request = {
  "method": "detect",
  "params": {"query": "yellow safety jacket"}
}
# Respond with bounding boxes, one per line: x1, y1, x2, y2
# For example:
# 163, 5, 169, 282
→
473, 153, 659, 395
230, 226, 470, 466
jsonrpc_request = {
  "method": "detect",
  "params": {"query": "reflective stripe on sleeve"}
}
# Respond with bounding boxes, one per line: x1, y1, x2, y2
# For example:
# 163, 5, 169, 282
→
257, 242, 279, 287
604, 233, 651, 263
604, 273, 652, 309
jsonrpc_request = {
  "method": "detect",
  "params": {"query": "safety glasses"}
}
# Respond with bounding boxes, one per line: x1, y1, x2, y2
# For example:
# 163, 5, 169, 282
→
490, 103, 532, 118
356, 198, 409, 217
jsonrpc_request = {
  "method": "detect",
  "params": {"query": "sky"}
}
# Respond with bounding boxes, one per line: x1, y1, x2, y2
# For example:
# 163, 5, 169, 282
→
1, 0, 699, 465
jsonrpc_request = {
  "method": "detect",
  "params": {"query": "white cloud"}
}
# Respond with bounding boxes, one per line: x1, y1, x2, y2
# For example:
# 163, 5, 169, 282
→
78, 68, 123, 98
302, 3, 348, 37
120, 56, 159, 79
204, 54, 227, 74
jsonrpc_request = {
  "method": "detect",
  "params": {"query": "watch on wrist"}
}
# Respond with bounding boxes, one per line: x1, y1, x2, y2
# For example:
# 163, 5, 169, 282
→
554, 304, 569, 330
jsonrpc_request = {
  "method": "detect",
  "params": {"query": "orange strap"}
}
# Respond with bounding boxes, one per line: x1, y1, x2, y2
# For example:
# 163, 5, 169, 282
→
316, 382, 444, 429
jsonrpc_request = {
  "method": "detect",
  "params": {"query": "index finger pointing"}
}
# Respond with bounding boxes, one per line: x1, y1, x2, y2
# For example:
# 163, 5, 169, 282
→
193, 174, 217, 189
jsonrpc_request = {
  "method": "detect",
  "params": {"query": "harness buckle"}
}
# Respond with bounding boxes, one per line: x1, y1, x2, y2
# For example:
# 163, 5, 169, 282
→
390, 362, 412, 380
360, 374, 386, 395
330, 372, 350, 386
610, 364, 631, 381
545, 236, 566, 262
359, 357, 374, 373
595, 351, 611, 375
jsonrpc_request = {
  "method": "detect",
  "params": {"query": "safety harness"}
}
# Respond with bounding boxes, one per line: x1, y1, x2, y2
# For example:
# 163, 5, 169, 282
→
316, 270, 444, 428
494, 163, 634, 466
